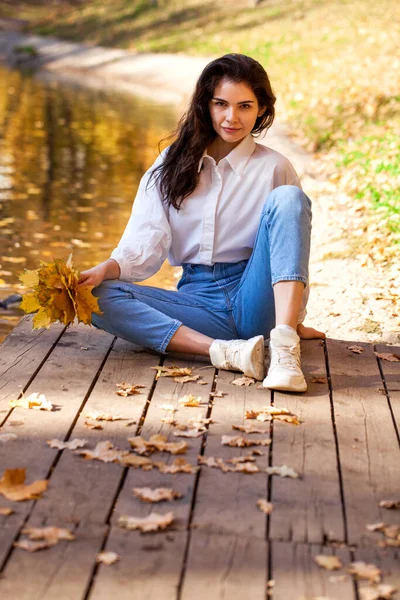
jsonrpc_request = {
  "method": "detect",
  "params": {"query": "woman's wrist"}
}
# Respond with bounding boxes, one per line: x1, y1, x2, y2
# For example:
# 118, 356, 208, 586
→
104, 258, 121, 280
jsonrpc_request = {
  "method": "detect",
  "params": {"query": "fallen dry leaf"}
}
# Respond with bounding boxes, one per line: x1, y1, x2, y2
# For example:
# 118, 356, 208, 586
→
84, 419, 103, 430
366, 522, 385, 532
85, 411, 127, 421
234, 462, 259, 473
118, 512, 174, 533
0, 507, 13, 515
9, 392, 53, 411
359, 584, 398, 600
0, 469, 48, 501
221, 435, 271, 448
119, 454, 153, 469
151, 366, 192, 378
76, 441, 127, 463
20, 255, 101, 328
198, 455, 259, 474
0, 433, 18, 444
210, 391, 227, 398
379, 499, 400, 509
347, 561, 382, 584
115, 382, 145, 396
232, 424, 267, 434
133, 487, 182, 503
178, 394, 202, 407
155, 458, 197, 474
245, 406, 300, 425
173, 428, 205, 438
266, 465, 299, 479
15, 526, 74, 551
173, 375, 200, 383
314, 554, 343, 570
158, 403, 176, 412
96, 551, 120, 566
47, 438, 87, 450
232, 376, 255, 387
257, 499, 274, 514
128, 435, 188, 456
227, 455, 256, 464
348, 345, 365, 354
374, 352, 400, 362
310, 375, 328, 384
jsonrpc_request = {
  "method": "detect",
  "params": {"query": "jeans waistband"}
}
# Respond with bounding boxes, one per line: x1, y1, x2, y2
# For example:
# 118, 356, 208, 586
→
181, 261, 248, 282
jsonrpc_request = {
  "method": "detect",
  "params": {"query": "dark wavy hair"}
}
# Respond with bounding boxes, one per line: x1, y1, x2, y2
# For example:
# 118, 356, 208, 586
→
150, 53, 276, 210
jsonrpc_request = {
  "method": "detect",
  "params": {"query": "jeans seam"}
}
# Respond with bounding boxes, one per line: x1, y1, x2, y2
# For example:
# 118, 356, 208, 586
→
271, 275, 308, 285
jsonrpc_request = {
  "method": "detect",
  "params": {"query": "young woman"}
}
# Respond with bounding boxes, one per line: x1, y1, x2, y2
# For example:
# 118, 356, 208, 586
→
79, 53, 325, 392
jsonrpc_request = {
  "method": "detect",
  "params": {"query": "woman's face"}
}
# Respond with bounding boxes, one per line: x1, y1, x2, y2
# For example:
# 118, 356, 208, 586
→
208, 78, 265, 148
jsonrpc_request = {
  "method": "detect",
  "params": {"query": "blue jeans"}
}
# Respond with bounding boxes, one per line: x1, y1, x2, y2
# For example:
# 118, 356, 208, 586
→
92, 185, 311, 353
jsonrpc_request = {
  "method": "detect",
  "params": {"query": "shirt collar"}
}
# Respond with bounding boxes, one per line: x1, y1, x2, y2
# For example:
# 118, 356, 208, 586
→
197, 134, 256, 176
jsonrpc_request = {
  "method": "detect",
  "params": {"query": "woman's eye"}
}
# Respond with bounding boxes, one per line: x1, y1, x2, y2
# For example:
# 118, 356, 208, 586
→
216, 101, 225, 106
241, 104, 251, 109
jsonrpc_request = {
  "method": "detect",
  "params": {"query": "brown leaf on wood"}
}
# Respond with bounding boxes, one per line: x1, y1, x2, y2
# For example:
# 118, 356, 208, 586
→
210, 391, 227, 398
155, 458, 197, 474
314, 555, 343, 570
379, 499, 400, 509
119, 455, 154, 469
347, 561, 382, 584
173, 428, 205, 438
233, 461, 259, 473
14, 539, 52, 552
257, 499, 274, 514
178, 394, 202, 407
246, 406, 300, 425
84, 419, 103, 430
15, 526, 74, 551
266, 465, 299, 479
115, 382, 145, 396
310, 375, 328, 384
227, 455, 256, 464
173, 375, 200, 383
359, 584, 398, 600
348, 345, 365, 354
0, 507, 13, 515
374, 352, 400, 362
118, 512, 174, 533
128, 435, 188, 456
158, 403, 176, 412
47, 439, 87, 450
221, 435, 271, 448
232, 424, 266, 434
366, 522, 385, 532
9, 392, 53, 411
198, 455, 259, 474
76, 441, 127, 463
85, 411, 127, 421
133, 487, 182, 503
151, 366, 192, 378
0, 469, 48, 501
232, 376, 255, 387
0, 433, 18, 444
96, 551, 120, 566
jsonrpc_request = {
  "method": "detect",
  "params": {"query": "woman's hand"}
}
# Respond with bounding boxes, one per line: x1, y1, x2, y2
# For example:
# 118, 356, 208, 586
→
297, 323, 326, 340
78, 259, 120, 287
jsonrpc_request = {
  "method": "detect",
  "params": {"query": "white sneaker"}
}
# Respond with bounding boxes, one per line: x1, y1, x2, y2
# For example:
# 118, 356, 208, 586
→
209, 335, 265, 380
263, 326, 307, 392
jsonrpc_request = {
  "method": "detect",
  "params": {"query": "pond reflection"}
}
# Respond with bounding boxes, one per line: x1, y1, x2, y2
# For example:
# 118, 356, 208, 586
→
0, 65, 179, 342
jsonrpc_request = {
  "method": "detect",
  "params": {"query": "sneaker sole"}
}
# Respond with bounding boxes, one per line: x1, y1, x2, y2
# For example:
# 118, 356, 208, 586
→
262, 378, 307, 393
244, 335, 265, 380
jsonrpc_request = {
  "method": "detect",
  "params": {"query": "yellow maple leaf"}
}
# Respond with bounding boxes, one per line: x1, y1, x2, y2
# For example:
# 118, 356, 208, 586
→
0, 469, 48, 501
19, 255, 102, 329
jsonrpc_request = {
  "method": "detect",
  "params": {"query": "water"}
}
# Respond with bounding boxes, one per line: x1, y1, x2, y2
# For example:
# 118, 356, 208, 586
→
0, 65, 179, 342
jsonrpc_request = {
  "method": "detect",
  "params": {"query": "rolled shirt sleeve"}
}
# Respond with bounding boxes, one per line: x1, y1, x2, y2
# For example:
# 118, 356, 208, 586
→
111, 156, 172, 282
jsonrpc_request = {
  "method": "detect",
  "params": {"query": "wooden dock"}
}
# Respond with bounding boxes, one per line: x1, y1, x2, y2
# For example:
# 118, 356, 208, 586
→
0, 317, 399, 599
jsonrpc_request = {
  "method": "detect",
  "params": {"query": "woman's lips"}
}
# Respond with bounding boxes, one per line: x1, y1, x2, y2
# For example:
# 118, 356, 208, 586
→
222, 127, 241, 133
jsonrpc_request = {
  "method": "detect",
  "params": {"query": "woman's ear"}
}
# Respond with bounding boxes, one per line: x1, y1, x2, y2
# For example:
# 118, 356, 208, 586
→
258, 106, 266, 117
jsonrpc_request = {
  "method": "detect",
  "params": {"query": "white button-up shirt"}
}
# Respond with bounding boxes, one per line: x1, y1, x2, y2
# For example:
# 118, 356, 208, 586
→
112, 134, 302, 279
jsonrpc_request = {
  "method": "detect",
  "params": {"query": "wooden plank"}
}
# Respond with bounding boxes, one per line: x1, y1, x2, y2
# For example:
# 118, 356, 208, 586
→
90, 354, 214, 599
353, 545, 400, 599
375, 343, 400, 431
271, 541, 355, 600
89, 531, 187, 600
327, 339, 400, 546
0, 338, 160, 598
0, 325, 114, 569
270, 339, 345, 543
190, 367, 272, 538
181, 531, 267, 600
0, 316, 65, 413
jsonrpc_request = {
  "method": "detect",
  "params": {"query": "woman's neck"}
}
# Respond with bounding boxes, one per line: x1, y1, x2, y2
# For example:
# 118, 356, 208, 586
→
207, 136, 242, 163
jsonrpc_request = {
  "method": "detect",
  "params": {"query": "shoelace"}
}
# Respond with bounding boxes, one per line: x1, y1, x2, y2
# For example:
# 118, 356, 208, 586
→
226, 341, 243, 370
270, 344, 301, 371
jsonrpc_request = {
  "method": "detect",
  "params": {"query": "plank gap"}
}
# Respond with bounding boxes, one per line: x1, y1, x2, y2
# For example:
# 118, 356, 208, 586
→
324, 338, 349, 545
373, 344, 400, 448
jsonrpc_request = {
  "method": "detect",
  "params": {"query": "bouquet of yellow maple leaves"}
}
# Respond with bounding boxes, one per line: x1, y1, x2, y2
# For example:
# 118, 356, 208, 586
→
19, 255, 102, 329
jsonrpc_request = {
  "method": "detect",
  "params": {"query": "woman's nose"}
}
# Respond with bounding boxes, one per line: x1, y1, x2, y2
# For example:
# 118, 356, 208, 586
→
226, 107, 238, 122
